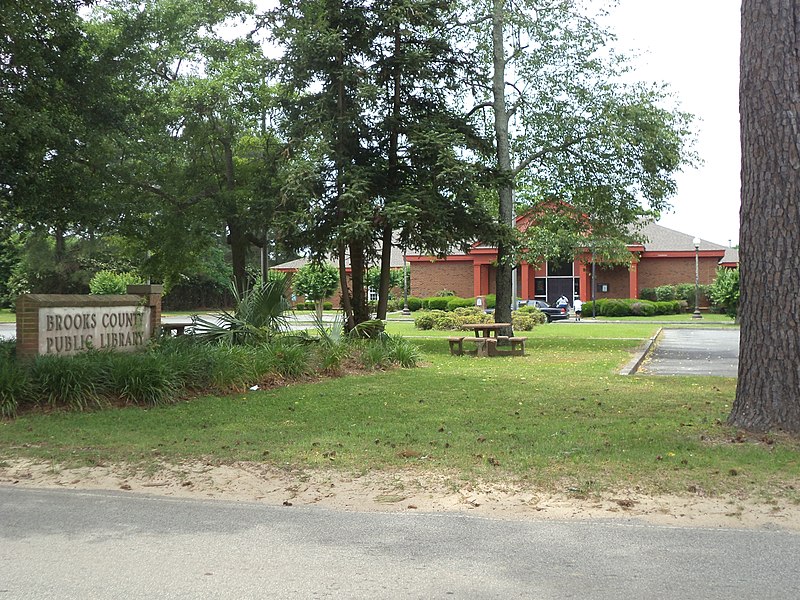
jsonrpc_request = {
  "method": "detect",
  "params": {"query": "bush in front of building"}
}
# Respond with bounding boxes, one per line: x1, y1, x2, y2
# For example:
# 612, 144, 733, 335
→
583, 298, 682, 317
447, 297, 475, 311
513, 306, 547, 330
89, 270, 143, 295
414, 307, 493, 330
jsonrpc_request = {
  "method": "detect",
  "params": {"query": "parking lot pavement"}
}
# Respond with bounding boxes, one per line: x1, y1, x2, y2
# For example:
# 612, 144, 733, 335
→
638, 328, 739, 377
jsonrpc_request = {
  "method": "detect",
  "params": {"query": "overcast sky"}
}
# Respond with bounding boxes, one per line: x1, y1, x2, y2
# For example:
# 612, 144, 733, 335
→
604, 0, 741, 247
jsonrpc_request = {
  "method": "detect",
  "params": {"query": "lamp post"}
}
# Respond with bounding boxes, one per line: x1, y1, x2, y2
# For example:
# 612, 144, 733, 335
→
692, 236, 702, 319
401, 255, 410, 315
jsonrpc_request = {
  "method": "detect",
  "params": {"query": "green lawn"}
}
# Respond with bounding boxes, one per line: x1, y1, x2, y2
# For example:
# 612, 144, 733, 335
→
0, 309, 14, 324
2, 320, 794, 503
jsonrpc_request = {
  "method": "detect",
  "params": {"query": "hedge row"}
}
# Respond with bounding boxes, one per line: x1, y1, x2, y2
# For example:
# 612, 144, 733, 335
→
639, 283, 710, 304
582, 298, 684, 317
414, 306, 546, 331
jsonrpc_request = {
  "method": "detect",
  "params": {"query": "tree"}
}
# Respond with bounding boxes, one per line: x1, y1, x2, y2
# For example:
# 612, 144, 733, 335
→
707, 267, 739, 321
464, 1, 695, 332
1, 0, 126, 282
86, 0, 284, 294
292, 263, 340, 320
271, 0, 494, 327
729, 0, 800, 433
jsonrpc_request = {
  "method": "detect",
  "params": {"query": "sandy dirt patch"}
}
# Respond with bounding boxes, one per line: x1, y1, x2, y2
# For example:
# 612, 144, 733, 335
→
1, 459, 798, 530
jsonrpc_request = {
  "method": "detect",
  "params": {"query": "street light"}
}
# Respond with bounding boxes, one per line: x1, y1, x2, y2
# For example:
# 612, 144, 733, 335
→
692, 236, 702, 319
401, 255, 410, 316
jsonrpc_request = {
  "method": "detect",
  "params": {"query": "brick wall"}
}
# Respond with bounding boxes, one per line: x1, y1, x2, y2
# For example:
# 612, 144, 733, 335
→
411, 261, 474, 298
638, 257, 719, 290
592, 265, 631, 299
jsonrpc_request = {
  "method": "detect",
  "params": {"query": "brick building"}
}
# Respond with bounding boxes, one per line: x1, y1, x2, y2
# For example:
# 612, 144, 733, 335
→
406, 221, 738, 306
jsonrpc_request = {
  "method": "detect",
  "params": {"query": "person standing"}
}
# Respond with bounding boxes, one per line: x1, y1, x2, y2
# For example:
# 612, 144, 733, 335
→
573, 298, 583, 321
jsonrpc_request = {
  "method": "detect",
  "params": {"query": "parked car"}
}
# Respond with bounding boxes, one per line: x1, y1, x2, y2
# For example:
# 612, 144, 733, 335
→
520, 299, 569, 323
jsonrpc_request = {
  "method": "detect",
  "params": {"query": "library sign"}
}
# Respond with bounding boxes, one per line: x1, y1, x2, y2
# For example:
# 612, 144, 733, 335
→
16, 285, 163, 360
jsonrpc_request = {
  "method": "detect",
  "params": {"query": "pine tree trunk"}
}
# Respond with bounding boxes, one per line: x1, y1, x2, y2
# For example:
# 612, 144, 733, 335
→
492, 0, 514, 335
729, 0, 800, 432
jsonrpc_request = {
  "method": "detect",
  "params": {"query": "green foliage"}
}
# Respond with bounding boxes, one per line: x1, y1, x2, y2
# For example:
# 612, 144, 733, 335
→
194, 276, 291, 345
434, 289, 456, 297
414, 307, 493, 331
406, 297, 423, 312
512, 310, 544, 331
708, 267, 740, 319
104, 352, 178, 405
0, 360, 30, 417
367, 267, 404, 294
292, 263, 339, 302
349, 319, 386, 340
29, 353, 104, 411
583, 298, 681, 318
447, 297, 475, 311
426, 297, 451, 311
89, 270, 143, 295
383, 336, 421, 368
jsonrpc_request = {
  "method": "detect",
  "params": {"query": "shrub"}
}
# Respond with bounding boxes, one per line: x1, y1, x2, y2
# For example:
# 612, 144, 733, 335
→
629, 301, 656, 317
323, 302, 334, 310
447, 297, 474, 311
350, 319, 385, 339
0, 360, 30, 417
434, 289, 455, 297
89, 270, 142, 295
484, 294, 496, 309
29, 353, 105, 410
104, 352, 178, 406
426, 297, 451, 311
406, 296, 423, 312
259, 339, 311, 379
414, 312, 437, 330
154, 337, 217, 391
653, 301, 681, 315
512, 311, 544, 331
384, 336, 421, 368
639, 288, 657, 301
654, 285, 677, 302
708, 267, 739, 318
600, 299, 629, 317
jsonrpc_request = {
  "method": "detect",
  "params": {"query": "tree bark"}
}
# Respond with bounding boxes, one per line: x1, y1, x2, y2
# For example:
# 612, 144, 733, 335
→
492, 0, 514, 335
730, 0, 800, 432
376, 25, 403, 322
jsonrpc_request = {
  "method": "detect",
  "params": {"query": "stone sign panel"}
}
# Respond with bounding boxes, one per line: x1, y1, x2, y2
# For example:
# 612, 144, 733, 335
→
38, 305, 151, 355
16, 285, 163, 360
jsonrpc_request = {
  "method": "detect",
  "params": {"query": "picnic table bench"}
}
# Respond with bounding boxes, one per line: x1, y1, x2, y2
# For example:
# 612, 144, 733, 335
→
160, 321, 193, 336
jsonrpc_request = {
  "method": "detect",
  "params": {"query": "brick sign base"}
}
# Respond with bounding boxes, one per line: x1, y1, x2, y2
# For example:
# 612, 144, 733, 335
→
15, 285, 163, 360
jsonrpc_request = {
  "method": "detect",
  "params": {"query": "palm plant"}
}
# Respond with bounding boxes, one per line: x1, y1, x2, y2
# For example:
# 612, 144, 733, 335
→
193, 275, 291, 345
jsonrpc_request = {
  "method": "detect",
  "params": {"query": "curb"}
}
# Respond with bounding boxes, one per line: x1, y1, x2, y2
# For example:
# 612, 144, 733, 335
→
619, 327, 663, 376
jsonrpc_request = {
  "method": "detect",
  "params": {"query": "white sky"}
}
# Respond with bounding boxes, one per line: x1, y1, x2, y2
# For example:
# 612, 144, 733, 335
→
603, 0, 741, 247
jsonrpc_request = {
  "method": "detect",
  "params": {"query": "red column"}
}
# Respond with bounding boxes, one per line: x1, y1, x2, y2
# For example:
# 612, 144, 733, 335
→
520, 262, 530, 300
628, 260, 639, 299
577, 256, 591, 301
473, 263, 483, 297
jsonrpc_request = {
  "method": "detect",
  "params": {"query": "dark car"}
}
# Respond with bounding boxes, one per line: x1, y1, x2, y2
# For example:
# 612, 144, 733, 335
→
520, 299, 569, 323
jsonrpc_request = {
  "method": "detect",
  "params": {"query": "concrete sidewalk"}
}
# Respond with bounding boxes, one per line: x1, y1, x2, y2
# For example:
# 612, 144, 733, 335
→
635, 328, 740, 377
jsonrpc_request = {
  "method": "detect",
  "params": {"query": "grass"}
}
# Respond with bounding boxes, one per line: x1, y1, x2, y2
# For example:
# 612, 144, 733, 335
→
1, 322, 794, 503
0, 309, 14, 324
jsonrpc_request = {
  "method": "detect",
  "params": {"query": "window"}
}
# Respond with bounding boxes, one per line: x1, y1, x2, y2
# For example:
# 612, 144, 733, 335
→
547, 260, 573, 277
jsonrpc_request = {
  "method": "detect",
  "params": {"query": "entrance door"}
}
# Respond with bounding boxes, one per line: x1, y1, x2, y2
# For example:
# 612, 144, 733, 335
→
547, 278, 574, 306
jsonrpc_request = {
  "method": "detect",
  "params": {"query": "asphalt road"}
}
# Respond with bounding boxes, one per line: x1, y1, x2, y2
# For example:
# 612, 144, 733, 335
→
1, 486, 797, 599
639, 328, 740, 377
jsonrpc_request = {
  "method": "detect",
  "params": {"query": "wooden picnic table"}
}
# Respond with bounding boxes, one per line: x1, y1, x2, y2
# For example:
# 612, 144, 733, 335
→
461, 323, 511, 338
448, 323, 525, 357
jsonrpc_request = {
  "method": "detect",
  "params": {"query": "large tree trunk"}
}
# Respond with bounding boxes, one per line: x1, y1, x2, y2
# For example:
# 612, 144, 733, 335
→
376, 25, 403, 322
491, 0, 514, 335
729, 0, 800, 432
